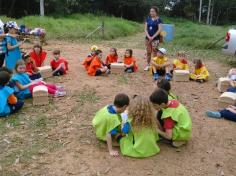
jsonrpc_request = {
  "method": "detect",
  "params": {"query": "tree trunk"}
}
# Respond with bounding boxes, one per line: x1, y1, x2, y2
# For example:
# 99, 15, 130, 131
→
8, 0, 16, 17
40, 0, 45, 16
210, 1, 214, 25
199, 0, 203, 22
206, 0, 212, 24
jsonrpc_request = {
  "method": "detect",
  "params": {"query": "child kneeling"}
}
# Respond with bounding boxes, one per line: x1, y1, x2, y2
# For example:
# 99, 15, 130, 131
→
92, 93, 130, 156
0, 71, 24, 117
12, 60, 66, 100
119, 95, 160, 158
150, 89, 192, 147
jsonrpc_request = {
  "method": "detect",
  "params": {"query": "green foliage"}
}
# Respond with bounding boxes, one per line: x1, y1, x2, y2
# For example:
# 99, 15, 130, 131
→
0, 13, 143, 40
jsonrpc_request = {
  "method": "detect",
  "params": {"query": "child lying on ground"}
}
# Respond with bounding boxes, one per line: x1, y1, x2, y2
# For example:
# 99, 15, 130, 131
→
123, 49, 138, 73
29, 43, 47, 67
22, 54, 41, 80
92, 93, 130, 156
151, 48, 172, 81
87, 50, 109, 76
226, 68, 236, 93
12, 60, 66, 100
189, 59, 209, 83
105, 48, 118, 69
150, 89, 192, 147
119, 95, 160, 158
206, 105, 236, 122
82, 45, 98, 71
50, 50, 68, 76
173, 51, 189, 71
0, 70, 24, 117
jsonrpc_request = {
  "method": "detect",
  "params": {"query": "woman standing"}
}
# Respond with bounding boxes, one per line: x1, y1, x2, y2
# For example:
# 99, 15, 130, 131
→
144, 6, 162, 71
5, 21, 24, 71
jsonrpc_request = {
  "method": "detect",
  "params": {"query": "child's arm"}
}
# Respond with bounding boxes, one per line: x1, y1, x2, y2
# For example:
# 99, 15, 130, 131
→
226, 107, 236, 114
106, 133, 119, 156
7, 41, 23, 51
162, 61, 171, 68
230, 81, 236, 87
151, 60, 161, 68
157, 128, 172, 140
125, 62, 134, 68
15, 80, 37, 90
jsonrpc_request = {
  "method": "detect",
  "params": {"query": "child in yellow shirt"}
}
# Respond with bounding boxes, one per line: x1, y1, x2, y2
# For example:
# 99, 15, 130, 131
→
173, 51, 189, 71
151, 48, 172, 81
189, 59, 209, 83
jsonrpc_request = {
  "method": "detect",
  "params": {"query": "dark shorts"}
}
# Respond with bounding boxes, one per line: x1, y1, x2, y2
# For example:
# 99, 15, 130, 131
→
0, 53, 5, 67
29, 73, 42, 80
53, 68, 65, 76
153, 68, 166, 76
95, 69, 102, 76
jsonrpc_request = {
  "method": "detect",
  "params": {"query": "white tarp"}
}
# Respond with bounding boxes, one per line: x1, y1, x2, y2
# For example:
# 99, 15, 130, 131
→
0, 19, 4, 29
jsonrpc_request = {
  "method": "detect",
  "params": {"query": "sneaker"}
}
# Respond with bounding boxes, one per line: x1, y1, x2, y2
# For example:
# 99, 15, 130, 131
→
206, 111, 221, 119
165, 73, 172, 81
172, 141, 187, 148
54, 91, 66, 98
153, 73, 159, 81
56, 85, 65, 91
144, 65, 150, 71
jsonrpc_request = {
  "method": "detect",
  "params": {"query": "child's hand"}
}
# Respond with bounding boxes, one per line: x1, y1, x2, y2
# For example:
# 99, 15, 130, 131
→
109, 150, 119, 157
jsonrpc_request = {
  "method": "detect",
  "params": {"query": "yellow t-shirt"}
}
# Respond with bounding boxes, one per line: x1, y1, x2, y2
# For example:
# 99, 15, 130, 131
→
173, 59, 189, 70
152, 56, 168, 65
194, 66, 209, 76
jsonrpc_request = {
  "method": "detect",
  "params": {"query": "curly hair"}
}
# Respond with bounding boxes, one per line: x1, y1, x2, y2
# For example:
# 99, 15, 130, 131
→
128, 95, 157, 132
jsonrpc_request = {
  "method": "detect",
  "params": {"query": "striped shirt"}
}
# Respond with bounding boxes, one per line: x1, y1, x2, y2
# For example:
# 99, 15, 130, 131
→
0, 38, 7, 54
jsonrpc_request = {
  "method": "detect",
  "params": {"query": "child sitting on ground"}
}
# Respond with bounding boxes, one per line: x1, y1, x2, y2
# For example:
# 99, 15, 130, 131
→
82, 45, 98, 71
50, 50, 69, 76
189, 59, 209, 83
123, 49, 138, 73
119, 95, 160, 158
206, 105, 236, 122
105, 48, 118, 69
92, 93, 130, 156
151, 48, 172, 81
29, 43, 47, 67
226, 68, 236, 93
149, 89, 192, 147
0, 71, 24, 117
87, 50, 109, 76
12, 60, 66, 100
173, 51, 189, 71
22, 53, 41, 80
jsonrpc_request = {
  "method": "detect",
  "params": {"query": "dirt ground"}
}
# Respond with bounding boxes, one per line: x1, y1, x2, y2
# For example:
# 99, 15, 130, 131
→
0, 34, 236, 176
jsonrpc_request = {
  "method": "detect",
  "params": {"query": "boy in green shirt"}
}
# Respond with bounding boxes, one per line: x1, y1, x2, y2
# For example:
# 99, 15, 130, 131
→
149, 89, 192, 147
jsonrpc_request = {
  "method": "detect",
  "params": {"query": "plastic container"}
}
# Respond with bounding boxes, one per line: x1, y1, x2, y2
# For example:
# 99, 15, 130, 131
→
161, 24, 174, 42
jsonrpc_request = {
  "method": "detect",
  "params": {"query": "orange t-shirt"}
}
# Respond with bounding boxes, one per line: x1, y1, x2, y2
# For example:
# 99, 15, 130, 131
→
30, 51, 47, 67
105, 55, 118, 65
87, 56, 103, 76
123, 57, 138, 72
25, 59, 38, 75
82, 55, 94, 71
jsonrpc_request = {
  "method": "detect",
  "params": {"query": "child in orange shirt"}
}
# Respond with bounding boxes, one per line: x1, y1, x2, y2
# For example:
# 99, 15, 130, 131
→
50, 50, 69, 76
22, 54, 41, 80
105, 48, 118, 69
87, 50, 109, 76
82, 45, 98, 71
123, 49, 138, 73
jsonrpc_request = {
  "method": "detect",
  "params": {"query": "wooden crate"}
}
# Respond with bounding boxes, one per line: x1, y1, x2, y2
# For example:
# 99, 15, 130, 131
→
111, 63, 125, 74
33, 85, 49, 106
218, 92, 236, 108
38, 66, 52, 78
217, 77, 231, 93
173, 70, 190, 82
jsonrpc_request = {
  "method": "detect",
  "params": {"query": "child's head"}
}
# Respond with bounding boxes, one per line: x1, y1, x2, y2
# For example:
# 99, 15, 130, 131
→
125, 49, 133, 58
95, 49, 103, 59
129, 95, 157, 131
22, 53, 31, 64
157, 79, 171, 93
113, 93, 130, 113
33, 43, 42, 54
193, 59, 203, 69
149, 89, 168, 111
110, 48, 117, 56
91, 45, 98, 52
15, 60, 26, 73
156, 48, 166, 58
53, 50, 61, 60
0, 67, 13, 75
6, 21, 19, 34
177, 51, 187, 61
0, 71, 11, 86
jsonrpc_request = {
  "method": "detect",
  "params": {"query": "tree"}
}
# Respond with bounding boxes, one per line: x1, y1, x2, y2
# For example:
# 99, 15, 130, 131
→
206, 0, 211, 24
40, 0, 44, 16
198, 0, 202, 22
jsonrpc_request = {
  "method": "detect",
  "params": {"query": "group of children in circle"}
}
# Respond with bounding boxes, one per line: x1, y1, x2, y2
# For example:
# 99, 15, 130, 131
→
0, 21, 69, 117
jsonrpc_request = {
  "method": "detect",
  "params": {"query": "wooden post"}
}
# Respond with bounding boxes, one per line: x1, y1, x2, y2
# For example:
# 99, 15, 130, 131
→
40, 0, 45, 16
101, 21, 104, 39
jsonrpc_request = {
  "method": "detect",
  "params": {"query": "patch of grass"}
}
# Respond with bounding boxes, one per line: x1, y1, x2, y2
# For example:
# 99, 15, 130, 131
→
117, 75, 131, 84
0, 13, 143, 40
77, 86, 99, 105
29, 115, 47, 129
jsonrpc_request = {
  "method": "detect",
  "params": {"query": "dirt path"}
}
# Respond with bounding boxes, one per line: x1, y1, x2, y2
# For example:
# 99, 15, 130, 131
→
0, 34, 236, 176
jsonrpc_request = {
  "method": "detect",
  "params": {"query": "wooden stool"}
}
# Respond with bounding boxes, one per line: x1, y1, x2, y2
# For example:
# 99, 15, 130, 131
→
217, 77, 231, 93
38, 66, 52, 78
33, 85, 49, 106
111, 63, 125, 74
173, 70, 190, 82
218, 92, 236, 108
